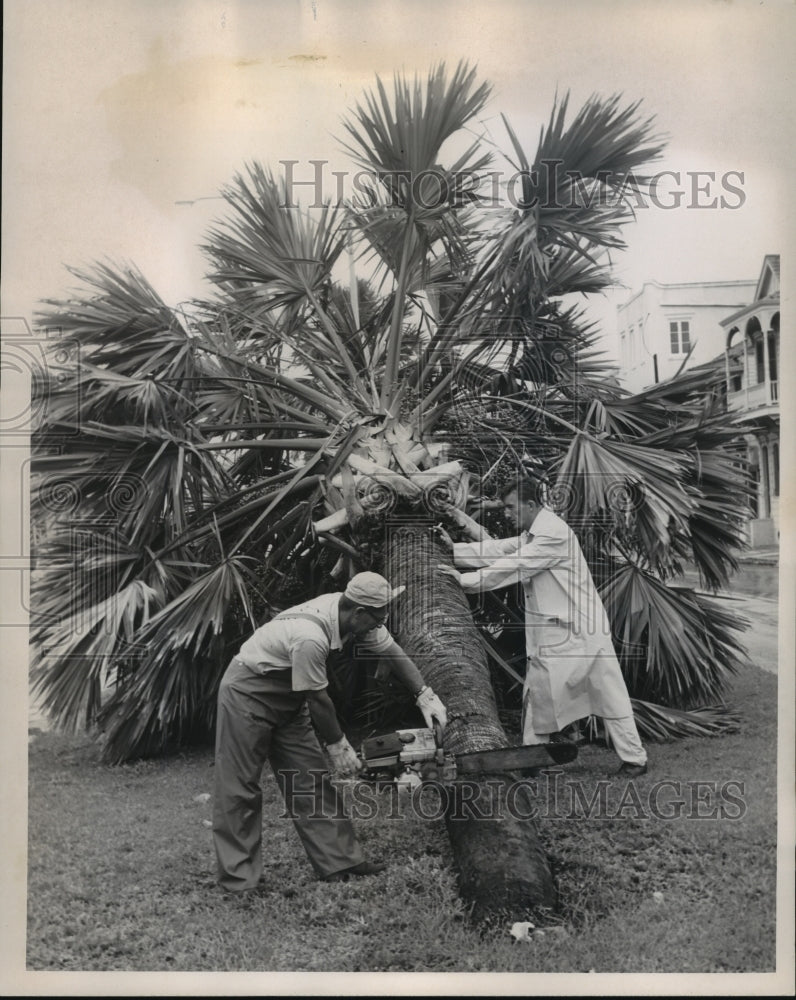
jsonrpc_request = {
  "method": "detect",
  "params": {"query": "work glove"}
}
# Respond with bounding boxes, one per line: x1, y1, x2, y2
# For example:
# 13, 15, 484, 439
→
326, 736, 361, 778
416, 686, 448, 731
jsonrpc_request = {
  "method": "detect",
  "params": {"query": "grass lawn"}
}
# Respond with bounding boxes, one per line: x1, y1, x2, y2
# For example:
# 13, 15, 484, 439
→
26, 658, 777, 974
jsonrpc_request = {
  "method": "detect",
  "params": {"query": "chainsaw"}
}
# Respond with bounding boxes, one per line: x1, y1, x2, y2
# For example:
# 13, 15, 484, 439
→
359, 723, 577, 788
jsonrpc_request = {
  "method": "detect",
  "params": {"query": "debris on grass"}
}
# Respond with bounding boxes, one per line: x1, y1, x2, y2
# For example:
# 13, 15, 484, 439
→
509, 921, 535, 941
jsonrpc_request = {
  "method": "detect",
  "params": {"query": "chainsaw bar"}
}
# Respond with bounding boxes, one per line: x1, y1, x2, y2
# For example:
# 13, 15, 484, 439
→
453, 740, 577, 776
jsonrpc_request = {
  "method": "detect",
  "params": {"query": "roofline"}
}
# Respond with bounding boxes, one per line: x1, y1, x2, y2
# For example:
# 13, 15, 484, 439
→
652, 301, 763, 309
719, 295, 780, 328
754, 253, 781, 301
617, 278, 756, 311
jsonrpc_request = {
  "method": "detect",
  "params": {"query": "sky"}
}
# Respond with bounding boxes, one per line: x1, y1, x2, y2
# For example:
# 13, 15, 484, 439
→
3, 0, 795, 363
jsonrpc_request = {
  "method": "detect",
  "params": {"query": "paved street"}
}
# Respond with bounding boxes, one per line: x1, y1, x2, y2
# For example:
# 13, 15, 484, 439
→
715, 591, 779, 675
676, 557, 780, 674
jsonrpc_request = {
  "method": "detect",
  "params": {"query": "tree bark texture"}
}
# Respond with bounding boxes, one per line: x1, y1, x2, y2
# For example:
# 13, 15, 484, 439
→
383, 522, 555, 920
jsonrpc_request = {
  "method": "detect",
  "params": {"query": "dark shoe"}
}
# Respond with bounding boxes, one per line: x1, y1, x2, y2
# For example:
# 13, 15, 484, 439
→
615, 761, 648, 778
322, 860, 387, 883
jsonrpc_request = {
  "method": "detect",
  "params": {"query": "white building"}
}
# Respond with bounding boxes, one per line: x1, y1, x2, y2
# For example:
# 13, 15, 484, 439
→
616, 279, 757, 393
721, 255, 780, 547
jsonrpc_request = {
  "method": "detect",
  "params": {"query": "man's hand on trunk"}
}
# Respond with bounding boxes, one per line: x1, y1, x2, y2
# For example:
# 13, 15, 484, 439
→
432, 524, 454, 551
437, 565, 462, 585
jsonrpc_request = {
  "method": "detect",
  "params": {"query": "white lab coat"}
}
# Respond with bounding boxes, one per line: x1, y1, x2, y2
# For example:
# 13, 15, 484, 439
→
454, 507, 634, 735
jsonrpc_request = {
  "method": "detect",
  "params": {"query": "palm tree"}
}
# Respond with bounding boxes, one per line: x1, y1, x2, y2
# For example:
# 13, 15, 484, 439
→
31, 62, 749, 919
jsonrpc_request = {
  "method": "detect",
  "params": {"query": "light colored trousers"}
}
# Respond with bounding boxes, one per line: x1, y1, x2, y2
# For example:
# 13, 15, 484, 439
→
523, 697, 647, 766
212, 658, 364, 891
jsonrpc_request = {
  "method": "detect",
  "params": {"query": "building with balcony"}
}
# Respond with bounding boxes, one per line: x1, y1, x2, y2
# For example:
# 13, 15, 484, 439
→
721, 255, 780, 548
616, 278, 757, 394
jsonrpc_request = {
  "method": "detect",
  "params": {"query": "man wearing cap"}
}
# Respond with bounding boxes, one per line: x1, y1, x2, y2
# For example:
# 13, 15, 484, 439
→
437, 479, 647, 778
212, 571, 447, 893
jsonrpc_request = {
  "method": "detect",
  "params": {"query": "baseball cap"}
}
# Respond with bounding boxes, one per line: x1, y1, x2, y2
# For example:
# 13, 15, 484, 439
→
344, 572, 406, 607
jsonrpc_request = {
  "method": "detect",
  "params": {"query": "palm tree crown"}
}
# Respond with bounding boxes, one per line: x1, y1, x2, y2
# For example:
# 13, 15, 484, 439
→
32, 62, 750, 761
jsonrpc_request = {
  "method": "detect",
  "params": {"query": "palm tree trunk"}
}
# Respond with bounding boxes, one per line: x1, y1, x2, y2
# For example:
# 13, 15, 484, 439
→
383, 522, 555, 920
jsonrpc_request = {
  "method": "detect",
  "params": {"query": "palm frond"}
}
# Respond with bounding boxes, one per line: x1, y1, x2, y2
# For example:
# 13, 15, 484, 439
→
628, 700, 741, 740
205, 163, 345, 308
339, 60, 492, 185
36, 263, 199, 384
204, 164, 374, 401
586, 700, 741, 742
602, 566, 748, 708
556, 431, 693, 560
487, 94, 664, 306
339, 62, 493, 408
31, 579, 161, 730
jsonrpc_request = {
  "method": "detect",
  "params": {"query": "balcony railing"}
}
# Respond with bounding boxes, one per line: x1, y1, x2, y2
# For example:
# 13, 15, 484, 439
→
726, 379, 779, 412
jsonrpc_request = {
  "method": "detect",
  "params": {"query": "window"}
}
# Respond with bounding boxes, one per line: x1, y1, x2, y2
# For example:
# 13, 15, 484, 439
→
669, 320, 691, 355
773, 442, 779, 497
628, 326, 635, 363
620, 332, 626, 364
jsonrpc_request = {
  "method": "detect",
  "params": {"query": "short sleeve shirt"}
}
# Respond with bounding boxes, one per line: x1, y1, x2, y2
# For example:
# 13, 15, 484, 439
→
236, 592, 395, 691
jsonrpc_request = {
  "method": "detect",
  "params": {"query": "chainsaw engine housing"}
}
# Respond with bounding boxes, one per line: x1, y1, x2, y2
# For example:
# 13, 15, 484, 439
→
360, 727, 439, 775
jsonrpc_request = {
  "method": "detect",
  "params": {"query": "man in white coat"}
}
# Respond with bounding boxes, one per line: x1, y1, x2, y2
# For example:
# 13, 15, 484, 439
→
437, 479, 648, 777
